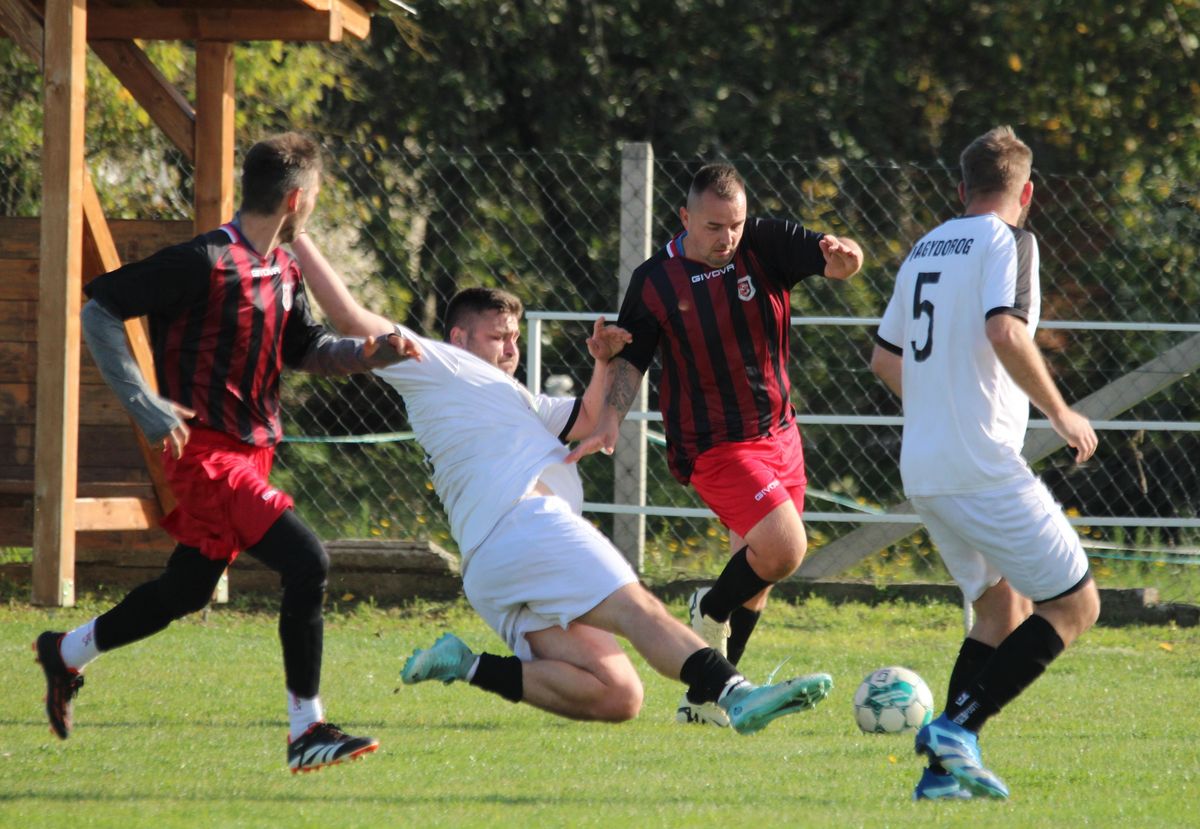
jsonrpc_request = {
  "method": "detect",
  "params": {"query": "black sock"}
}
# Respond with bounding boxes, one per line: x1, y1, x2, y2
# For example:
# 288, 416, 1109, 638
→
726, 607, 761, 666
94, 545, 226, 652
699, 547, 772, 623
680, 647, 742, 704
469, 653, 523, 703
927, 637, 996, 772
945, 638, 997, 712
946, 615, 1064, 733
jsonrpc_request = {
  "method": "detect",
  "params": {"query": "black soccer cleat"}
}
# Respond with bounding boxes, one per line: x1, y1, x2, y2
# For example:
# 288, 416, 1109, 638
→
287, 722, 379, 774
34, 631, 84, 740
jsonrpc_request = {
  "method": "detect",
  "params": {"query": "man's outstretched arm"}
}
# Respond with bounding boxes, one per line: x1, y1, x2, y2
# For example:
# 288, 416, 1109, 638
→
564, 356, 645, 462
564, 316, 633, 442
293, 233, 396, 338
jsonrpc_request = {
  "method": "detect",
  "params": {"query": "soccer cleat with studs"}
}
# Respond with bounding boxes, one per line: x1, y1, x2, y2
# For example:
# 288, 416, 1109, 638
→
287, 722, 378, 774
914, 714, 1009, 799
400, 632, 476, 685
674, 694, 731, 727
912, 766, 973, 801
688, 587, 731, 658
34, 631, 84, 740
719, 673, 833, 735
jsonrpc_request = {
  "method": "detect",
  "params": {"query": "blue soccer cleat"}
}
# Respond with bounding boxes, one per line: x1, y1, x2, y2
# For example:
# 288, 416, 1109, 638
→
400, 632, 476, 685
719, 673, 833, 735
912, 766, 973, 801
914, 714, 1009, 799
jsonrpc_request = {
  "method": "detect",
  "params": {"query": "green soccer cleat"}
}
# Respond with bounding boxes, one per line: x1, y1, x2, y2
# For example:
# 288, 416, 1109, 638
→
719, 673, 833, 735
400, 632, 476, 685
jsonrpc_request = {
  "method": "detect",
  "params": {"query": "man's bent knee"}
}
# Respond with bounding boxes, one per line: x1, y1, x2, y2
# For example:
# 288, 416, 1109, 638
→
591, 677, 644, 722
745, 539, 806, 582
1037, 580, 1100, 646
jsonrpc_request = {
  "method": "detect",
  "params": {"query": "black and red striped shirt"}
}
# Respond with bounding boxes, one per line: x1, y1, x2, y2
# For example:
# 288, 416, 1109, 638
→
84, 223, 327, 447
618, 218, 827, 482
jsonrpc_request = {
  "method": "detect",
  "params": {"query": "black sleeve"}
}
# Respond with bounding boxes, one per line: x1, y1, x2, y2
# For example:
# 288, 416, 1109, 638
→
743, 217, 827, 290
281, 277, 334, 369
614, 266, 660, 374
557, 398, 583, 444
83, 238, 212, 320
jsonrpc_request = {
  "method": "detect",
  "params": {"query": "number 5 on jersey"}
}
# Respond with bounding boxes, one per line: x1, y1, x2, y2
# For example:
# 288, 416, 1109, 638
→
911, 271, 941, 362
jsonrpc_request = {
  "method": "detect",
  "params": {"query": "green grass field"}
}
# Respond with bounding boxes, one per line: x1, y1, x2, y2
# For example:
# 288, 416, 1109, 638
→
2, 593, 1197, 828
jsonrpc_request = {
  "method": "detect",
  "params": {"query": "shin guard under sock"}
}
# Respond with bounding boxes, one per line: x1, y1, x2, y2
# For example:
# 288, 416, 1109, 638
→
469, 653, 524, 703
726, 607, 762, 666
946, 614, 1064, 733
680, 647, 742, 705
699, 547, 771, 623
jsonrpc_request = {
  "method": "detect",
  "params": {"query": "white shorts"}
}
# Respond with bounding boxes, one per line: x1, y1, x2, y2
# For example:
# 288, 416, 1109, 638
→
910, 475, 1089, 603
462, 494, 638, 661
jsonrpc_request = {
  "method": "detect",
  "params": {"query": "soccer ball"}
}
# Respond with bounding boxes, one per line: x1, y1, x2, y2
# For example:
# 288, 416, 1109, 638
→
853, 666, 934, 734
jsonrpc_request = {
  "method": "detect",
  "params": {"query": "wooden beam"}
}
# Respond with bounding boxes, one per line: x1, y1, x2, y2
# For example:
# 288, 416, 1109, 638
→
335, 0, 370, 40
0, 0, 44, 71
80, 169, 178, 516
90, 39, 196, 162
0, 217, 194, 263
194, 41, 235, 234
74, 496, 162, 531
86, 9, 351, 42
33, 0, 87, 608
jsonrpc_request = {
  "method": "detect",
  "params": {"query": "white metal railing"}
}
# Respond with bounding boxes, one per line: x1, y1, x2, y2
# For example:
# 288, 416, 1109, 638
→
526, 310, 1200, 529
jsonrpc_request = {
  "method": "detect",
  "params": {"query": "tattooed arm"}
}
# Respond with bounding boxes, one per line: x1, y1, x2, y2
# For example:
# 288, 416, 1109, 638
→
563, 356, 645, 463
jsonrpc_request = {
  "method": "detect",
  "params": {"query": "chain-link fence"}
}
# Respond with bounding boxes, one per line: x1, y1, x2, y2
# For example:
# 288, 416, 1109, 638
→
7, 132, 1196, 600
263, 142, 1200, 605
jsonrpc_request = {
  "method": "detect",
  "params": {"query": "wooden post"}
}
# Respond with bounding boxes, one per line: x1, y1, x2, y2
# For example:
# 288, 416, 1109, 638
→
613, 142, 653, 572
194, 41, 235, 234
32, 0, 88, 607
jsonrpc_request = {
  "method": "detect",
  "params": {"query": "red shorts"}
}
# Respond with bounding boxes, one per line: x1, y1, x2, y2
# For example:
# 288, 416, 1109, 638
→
690, 425, 806, 539
159, 426, 294, 562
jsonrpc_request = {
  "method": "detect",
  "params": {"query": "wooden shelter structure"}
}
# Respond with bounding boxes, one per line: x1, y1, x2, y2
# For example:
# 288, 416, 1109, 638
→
0, 0, 386, 606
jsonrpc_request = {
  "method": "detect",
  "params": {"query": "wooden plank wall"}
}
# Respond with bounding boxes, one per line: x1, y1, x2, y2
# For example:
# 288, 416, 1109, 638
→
0, 215, 191, 549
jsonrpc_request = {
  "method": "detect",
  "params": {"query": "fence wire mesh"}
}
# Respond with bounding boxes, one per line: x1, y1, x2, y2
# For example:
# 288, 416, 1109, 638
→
262, 143, 1200, 604
8, 132, 1196, 601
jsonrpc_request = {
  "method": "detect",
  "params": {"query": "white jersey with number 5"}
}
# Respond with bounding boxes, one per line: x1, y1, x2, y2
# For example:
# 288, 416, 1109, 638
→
876, 213, 1041, 496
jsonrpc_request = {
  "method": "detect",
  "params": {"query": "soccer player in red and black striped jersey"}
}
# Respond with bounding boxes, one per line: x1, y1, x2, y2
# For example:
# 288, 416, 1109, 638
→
569, 162, 863, 725
32, 133, 420, 773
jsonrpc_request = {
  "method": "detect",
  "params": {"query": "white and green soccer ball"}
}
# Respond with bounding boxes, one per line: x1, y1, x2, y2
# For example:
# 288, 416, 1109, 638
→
853, 666, 934, 734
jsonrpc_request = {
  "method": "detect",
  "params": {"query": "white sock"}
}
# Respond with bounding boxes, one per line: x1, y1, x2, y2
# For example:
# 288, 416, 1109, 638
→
59, 618, 101, 672
288, 692, 324, 741
717, 675, 750, 705
464, 655, 481, 682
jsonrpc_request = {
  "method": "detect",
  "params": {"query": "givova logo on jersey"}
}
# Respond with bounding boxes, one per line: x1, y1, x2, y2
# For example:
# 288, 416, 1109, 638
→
737, 275, 756, 302
281, 283, 294, 311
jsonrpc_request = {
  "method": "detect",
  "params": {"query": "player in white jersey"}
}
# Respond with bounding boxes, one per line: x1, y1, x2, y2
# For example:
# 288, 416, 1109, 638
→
290, 240, 833, 734
871, 127, 1100, 801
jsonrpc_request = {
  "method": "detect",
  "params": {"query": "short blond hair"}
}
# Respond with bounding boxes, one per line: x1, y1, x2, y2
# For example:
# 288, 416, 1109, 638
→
959, 126, 1033, 198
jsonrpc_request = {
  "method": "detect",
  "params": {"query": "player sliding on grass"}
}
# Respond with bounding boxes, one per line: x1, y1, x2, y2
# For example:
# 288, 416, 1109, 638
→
34, 133, 418, 774
871, 126, 1101, 800
291, 252, 833, 731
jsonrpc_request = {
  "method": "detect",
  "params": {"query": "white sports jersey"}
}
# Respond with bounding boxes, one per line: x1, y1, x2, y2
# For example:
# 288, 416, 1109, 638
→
876, 213, 1041, 496
374, 326, 583, 558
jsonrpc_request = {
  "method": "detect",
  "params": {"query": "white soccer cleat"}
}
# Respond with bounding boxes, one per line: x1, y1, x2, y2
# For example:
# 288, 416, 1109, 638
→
688, 586, 730, 657
674, 693, 731, 727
